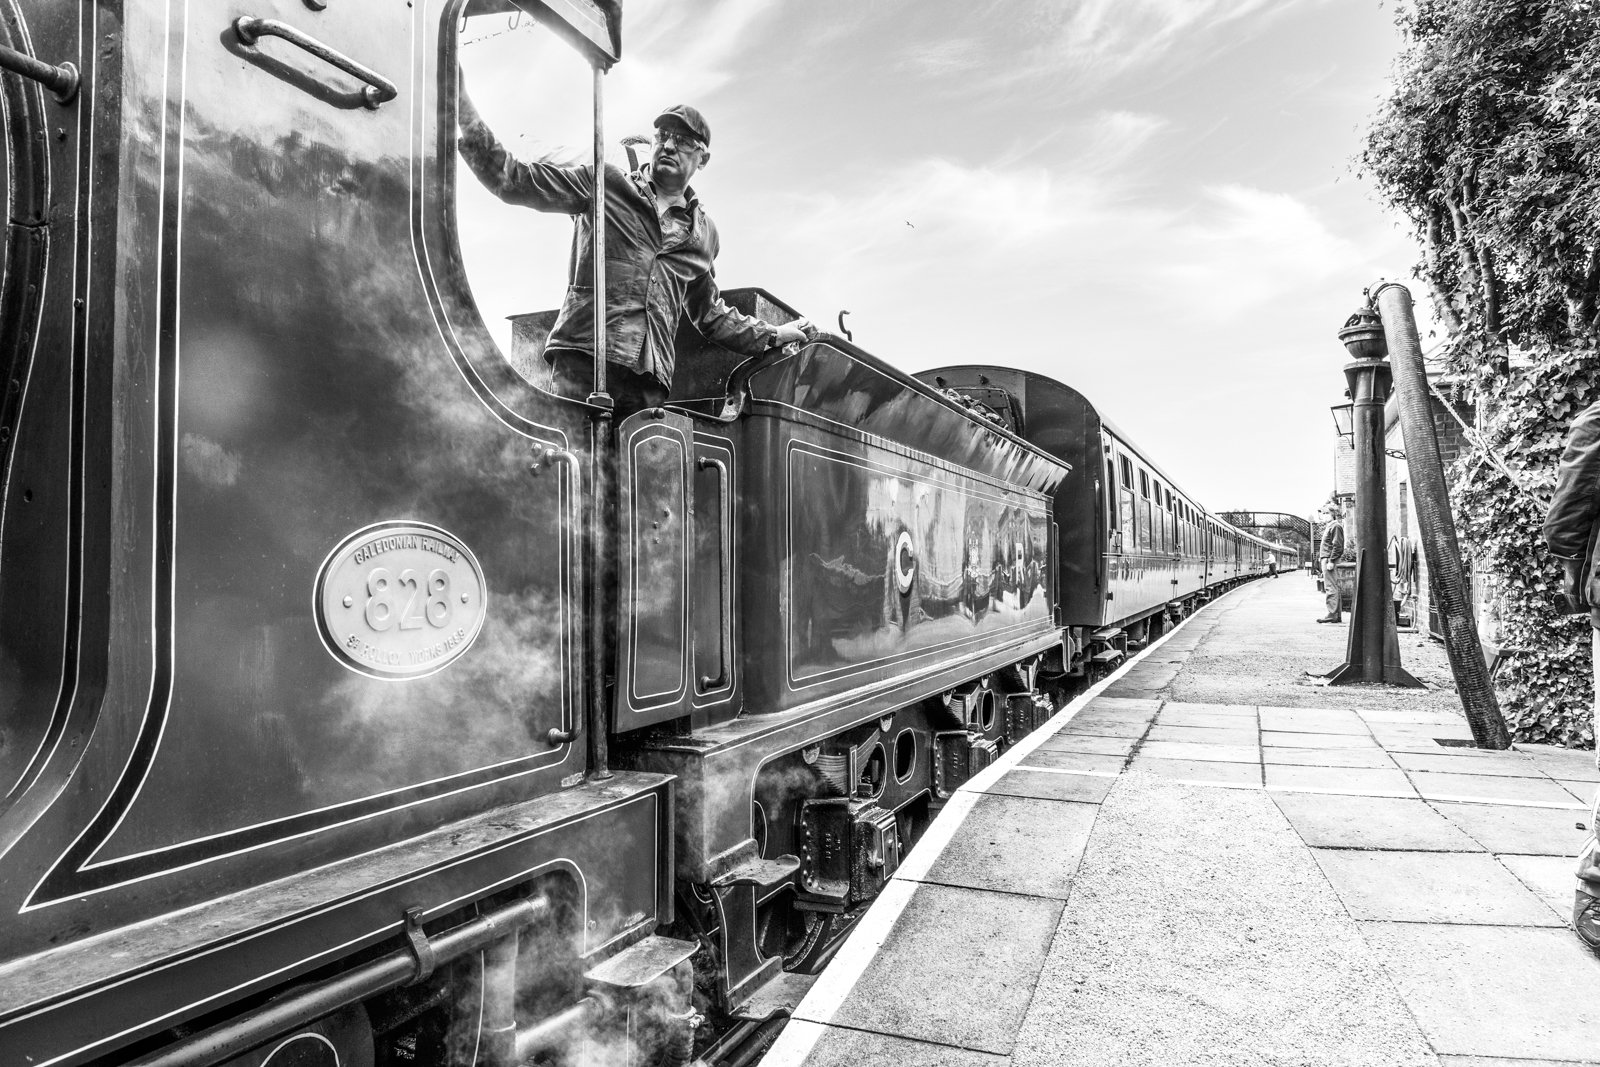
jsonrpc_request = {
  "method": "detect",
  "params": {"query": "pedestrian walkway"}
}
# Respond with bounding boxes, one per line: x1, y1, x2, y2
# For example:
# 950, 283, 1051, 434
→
761, 574, 1600, 1067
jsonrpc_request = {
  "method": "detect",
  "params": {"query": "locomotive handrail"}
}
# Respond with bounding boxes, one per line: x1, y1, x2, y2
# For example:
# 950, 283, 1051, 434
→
695, 455, 732, 693
0, 43, 77, 104
530, 443, 585, 746
233, 16, 398, 109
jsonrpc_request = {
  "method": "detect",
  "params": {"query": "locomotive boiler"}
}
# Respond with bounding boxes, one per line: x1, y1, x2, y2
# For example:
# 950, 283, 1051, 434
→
0, 3, 1076, 1064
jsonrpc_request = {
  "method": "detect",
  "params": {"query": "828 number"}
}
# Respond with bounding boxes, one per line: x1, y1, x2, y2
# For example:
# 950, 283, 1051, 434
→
363, 567, 452, 631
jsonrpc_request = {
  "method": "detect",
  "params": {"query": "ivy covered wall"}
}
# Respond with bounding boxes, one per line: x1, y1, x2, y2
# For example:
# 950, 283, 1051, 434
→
1363, 0, 1600, 747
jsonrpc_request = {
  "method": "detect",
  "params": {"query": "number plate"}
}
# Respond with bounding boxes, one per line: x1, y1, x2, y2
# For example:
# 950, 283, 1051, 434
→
314, 520, 488, 679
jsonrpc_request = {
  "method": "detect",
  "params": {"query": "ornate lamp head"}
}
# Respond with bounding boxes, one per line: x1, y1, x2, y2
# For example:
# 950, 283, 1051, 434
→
1338, 296, 1387, 361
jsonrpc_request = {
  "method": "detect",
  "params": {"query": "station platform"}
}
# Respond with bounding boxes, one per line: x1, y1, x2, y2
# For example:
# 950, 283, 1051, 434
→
760, 573, 1600, 1067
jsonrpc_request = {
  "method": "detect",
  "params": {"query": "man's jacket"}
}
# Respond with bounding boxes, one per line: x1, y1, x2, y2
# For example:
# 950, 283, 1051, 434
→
460, 120, 775, 387
1543, 401, 1600, 627
1319, 521, 1347, 563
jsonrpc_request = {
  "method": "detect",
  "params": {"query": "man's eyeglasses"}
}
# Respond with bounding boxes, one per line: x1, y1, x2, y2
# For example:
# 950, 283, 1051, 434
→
654, 128, 704, 152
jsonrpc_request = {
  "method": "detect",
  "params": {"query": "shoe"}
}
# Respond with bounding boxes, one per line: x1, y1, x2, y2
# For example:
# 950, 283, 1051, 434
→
1576, 891, 1600, 954
1315, 615, 1341, 624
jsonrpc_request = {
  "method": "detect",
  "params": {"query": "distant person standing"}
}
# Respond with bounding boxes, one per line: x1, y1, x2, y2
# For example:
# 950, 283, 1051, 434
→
1541, 400, 1600, 953
1316, 509, 1347, 623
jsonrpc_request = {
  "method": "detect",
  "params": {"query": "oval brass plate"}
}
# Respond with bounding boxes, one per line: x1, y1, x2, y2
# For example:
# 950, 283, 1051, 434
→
314, 520, 488, 679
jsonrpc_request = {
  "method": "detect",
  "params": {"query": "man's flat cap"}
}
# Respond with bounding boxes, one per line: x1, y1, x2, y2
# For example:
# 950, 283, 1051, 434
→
654, 105, 710, 146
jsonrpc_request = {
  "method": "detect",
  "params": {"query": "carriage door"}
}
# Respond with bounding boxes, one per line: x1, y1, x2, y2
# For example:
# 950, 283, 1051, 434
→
615, 409, 696, 730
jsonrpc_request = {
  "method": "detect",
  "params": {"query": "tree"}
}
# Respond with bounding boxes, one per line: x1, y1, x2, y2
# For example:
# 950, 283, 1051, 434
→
1362, 0, 1600, 746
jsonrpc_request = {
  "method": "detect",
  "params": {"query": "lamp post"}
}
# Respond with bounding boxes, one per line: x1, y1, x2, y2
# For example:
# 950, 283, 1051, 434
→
1319, 299, 1421, 687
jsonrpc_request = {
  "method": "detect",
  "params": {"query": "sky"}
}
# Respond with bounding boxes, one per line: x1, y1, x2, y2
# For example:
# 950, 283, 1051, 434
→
456, 0, 1427, 518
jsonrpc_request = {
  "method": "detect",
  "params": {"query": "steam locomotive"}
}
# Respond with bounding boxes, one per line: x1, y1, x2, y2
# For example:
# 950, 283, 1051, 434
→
0, 2, 1277, 1065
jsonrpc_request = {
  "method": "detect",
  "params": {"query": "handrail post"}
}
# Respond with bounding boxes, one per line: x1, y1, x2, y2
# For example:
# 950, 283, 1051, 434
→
587, 63, 614, 780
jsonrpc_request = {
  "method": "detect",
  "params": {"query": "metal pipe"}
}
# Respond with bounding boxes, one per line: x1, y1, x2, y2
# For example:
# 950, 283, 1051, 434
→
0, 42, 77, 103
479, 936, 521, 1067
718, 1011, 791, 1067
1376, 282, 1511, 746
514, 994, 605, 1062
125, 897, 550, 1067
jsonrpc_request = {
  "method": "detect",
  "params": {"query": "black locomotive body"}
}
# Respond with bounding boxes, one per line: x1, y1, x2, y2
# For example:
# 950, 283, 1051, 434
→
0, 3, 1079, 1064
916, 366, 1279, 675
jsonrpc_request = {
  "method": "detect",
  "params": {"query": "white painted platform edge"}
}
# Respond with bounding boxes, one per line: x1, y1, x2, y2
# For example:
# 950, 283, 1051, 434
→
760, 587, 1230, 1066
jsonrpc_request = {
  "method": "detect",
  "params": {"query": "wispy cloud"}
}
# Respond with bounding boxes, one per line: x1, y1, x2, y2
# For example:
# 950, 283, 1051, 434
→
1156, 184, 1363, 317
895, 39, 986, 77
1052, 0, 1298, 79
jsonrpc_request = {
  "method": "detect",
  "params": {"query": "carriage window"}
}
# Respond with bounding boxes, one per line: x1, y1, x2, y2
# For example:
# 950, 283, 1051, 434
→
1106, 461, 1118, 529
1135, 470, 1152, 550
455, 9, 631, 382
1117, 456, 1135, 549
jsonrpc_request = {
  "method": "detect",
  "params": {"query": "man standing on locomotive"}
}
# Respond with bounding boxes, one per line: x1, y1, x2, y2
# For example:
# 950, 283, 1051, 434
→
456, 81, 813, 416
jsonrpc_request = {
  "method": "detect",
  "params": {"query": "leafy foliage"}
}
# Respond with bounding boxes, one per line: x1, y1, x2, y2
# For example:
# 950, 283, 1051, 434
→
1363, 0, 1600, 746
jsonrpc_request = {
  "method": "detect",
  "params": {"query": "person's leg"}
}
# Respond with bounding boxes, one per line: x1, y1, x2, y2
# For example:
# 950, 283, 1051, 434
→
1575, 629, 1600, 953
1321, 561, 1341, 620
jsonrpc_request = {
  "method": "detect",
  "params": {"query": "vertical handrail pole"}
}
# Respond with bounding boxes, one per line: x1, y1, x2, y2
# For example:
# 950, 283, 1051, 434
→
587, 63, 614, 780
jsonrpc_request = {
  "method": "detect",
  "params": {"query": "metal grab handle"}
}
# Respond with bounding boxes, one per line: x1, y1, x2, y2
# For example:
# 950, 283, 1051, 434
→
696, 455, 731, 693
0, 43, 77, 104
234, 16, 397, 109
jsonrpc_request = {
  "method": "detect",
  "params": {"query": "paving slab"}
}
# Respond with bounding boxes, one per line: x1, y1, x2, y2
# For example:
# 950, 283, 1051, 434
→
1066, 708, 1159, 727
1410, 771, 1585, 807
1561, 779, 1597, 805
1145, 724, 1258, 745
818, 882, 1063, 1054
1057, 718, 1148, 739
1126, 756, 1262, 787
1154, 709, 1260, 730
1390, 751, 1547, 777
1499, 853, 1582, 923
1265, 765, 1418, 798
1262, 746, 1398, 768
1311, 849, 1560, 925
1271, 793, 1482, 851
1369, 729, 1477, 753
769, 1022, 1008, 1067
1260, 730, 1380, 749
1160, 701, 1257, 718
913, 793, 1097, 900
1517, 743, 1600, 783
983, 767, 1116, 804
1359, 923, 1600, 1060
1358, 708, 1472, 726
1032, 733, 1139, 758
1019, 749, 1126, 775
1082, 696, 1162, 714
1258, 706, 1370, 734
1434, 802, 1590, 856
1136, 740, 1260, 764
1010, 771, 1436, 1067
